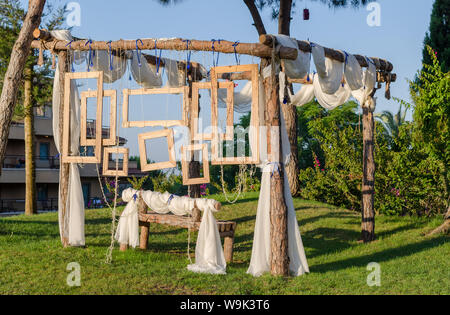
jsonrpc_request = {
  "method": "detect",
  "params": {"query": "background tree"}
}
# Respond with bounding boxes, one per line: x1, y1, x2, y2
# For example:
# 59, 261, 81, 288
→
0, 0, 46, 176
413, 46, 449, 234
0, 0, 64, 214
422, 0, 450, 73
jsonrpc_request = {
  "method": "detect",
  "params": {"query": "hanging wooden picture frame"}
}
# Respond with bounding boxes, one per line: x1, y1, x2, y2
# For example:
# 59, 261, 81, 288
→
138, 129, 176, 172
80, 89, 117, 146
122, 86, 188, 128
191, 81, 234, 141
102, 147, 129, 177
181, 143, 210, 186
62, 71, 103, 164
210, 64, 260, 165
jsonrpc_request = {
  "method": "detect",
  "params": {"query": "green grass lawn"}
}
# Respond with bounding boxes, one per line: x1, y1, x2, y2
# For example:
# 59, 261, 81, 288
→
0, 192, 448, 295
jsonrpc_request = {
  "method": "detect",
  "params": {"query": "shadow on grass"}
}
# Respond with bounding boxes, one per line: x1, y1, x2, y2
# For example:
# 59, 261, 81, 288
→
311, 236, 448, 273
221, 195, 259, 206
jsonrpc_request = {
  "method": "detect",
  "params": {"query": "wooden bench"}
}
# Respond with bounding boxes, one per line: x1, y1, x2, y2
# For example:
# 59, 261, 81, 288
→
120, 197, 237, 263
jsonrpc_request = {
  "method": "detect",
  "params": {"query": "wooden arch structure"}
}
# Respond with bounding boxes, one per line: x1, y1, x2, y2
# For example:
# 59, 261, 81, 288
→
31, 29, 396, 275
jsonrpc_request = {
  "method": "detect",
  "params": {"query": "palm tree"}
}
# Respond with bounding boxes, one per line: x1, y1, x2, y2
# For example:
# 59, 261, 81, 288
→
375, 103, 408, 140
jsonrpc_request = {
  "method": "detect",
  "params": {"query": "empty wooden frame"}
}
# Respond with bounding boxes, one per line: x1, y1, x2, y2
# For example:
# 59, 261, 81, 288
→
138, 129, 176, 172
62, 71, 103, 164
80, 89, 117, 146
181, 143, 210, 185
102, 147, 129, 177
210, 64, 260, 165
191, 81, 234, 141
122, 86, 189, 128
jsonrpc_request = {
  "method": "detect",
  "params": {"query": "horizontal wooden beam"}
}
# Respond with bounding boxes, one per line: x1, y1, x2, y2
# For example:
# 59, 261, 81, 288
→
259, 34, 394, 72
31, 32, 298, 60
288, 71, 396, 84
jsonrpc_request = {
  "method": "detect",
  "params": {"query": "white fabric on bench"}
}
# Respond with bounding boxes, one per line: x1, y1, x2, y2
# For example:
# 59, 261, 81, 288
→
116, 189, 226, 274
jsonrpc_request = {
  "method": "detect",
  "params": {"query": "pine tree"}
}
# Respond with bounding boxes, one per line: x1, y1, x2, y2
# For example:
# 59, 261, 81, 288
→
422, 0, 450, 73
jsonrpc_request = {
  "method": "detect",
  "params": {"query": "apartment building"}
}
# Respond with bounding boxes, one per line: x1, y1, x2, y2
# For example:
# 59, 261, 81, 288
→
0, 107, 140, 213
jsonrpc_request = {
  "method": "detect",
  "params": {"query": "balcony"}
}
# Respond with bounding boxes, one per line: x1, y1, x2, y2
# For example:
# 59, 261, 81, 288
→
1, 155, 142, 181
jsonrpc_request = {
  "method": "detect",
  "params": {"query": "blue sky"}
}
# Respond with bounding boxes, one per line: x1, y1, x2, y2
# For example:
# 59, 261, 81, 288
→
26, 0, 434, 158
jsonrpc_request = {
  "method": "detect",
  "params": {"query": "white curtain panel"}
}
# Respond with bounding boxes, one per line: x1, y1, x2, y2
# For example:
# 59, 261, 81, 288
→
115, 188, 140, 248
52, 66, 85, 246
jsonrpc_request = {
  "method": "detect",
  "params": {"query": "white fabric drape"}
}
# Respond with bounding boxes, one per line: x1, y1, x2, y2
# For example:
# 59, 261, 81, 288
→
51, 30, 85, 246
247, 66, 309, 277
123, 189, 226, 274
275, 34, 310, 79
351, 57, 377, 106
130, 51, 163, 88
313, 73, 352, 110
312, 44, 344, 95
91, 50, 128, 84
343, 52, 363, 91
187, 201, 226, 275
115, 189, 140, 248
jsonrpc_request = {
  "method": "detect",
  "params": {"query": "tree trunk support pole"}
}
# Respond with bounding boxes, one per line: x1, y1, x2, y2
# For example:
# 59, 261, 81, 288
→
263, 59, 290, 276
24, 65, 37, 215
58, 50, 70, 247
361, 97, 376, 242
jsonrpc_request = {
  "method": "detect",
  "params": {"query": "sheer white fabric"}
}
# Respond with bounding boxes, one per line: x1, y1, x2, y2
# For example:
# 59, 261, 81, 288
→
91, 50, 128, 84
187, 201, 226, 275
291, 83, 315, 107
130, 51, 163, 88
351, 57, 377, 106
344, 52, 363, 91
275, 34, 310, 79
115, 189, 140, 248
139, 190, 226, 274
51, 34, 85, 246
312, 44, 344, 95
247, 66, 309, 277
313, 73, 352, 110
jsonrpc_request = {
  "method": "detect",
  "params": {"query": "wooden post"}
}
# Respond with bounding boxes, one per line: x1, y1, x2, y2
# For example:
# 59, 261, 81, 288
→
186, 74, 201, 199
24, 65, 37, 216
58, 50, 70, 247
263, 60, 289, 276
138, 191, 149, 250
361, 99, 376, 242
223, 234, 235, 263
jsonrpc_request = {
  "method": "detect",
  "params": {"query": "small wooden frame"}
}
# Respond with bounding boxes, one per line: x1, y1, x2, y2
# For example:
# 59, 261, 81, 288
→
191, 81, 234, 141
122, 86, 188, 128
138, 129, 176, 172
181, 143, 210, 185
62, 71, 103, 164
210, 64, 260, 165
102, 147, 129, 177
80, 89, 117, 146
